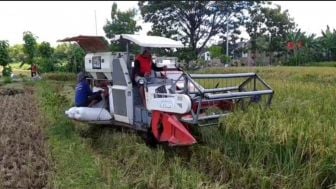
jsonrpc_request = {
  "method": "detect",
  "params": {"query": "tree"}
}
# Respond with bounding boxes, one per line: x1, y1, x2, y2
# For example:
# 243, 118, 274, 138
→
139, 1, 255, 59
208, 45, 229, 63
103, 2, 142, 52
216, 36, 246, 60
0, 40, 12, 76
284, 29, 324, 65
54, 43, 70, 60
37, 41, 55, 72
286, 29, 305, 65
263, 5, 296, 65
245, 2, 268, 60
53, 43, 70, 71
53, 43, 85, 73
104, 3, 142, 38
8, 44, 25, 64
38, 41, 54, 58
22, 31, 38, 74
302, 33, 320, 62
320, 25, 336, 61
245, 3, 295, 65
67, 44, 85, 73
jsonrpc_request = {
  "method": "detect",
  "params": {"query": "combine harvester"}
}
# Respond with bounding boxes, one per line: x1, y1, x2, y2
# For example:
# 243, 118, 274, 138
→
60, 34, 274, 146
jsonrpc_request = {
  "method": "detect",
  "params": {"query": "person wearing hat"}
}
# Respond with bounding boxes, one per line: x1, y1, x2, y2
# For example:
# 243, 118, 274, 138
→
133, 47, 167, 108
75, 72, 103, 107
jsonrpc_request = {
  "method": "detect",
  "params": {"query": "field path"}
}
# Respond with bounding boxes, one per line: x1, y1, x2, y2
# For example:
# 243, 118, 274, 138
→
0, 88, 50, 188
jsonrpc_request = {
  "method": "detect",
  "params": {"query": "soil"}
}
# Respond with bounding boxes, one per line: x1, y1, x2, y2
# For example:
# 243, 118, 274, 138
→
0, 87, 50, 188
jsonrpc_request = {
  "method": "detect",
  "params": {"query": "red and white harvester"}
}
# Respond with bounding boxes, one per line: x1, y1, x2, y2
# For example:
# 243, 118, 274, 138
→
61, 34, 274, 146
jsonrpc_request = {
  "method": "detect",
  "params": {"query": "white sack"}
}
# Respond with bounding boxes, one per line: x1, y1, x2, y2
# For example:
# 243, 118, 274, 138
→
65, 107, 112, 121
65, 107, 77, 118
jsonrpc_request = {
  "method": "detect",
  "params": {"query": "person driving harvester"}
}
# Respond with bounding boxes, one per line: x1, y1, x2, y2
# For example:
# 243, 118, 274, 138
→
133, 47, 167, 108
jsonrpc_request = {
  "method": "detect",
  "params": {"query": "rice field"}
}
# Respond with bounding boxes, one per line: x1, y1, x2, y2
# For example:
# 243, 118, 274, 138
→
1, 66, 336, 188
194, 66, 336, 188
0, 87, 51, 188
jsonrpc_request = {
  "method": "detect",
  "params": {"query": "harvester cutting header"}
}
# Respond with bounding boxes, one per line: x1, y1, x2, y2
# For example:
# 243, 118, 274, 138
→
60, 34, 274, 146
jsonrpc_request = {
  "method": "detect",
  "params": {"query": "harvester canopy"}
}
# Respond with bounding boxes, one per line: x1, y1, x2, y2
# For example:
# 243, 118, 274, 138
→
57, 35, 110, 53
112, 34, 185, 48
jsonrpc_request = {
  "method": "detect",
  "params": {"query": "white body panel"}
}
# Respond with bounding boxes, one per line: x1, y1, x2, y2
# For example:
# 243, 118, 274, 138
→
110, 58, 133, 124
145, 85, 191, 114
85, 52, 114, 80
154, 56, 178, 68
111, 85, 133, 124
108, 86, 114, 114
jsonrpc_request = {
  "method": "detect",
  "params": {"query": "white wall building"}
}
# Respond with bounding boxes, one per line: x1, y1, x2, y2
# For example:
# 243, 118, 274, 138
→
199, 51, 211, 61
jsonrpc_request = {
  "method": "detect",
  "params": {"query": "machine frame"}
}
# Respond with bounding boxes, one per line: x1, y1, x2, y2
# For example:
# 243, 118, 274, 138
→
59, 34, 274, 146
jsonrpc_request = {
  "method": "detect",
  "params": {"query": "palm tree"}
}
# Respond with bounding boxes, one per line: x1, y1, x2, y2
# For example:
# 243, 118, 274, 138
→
286, 29, 305, 65
302, 33, 320, 62
321, 25, 336, 61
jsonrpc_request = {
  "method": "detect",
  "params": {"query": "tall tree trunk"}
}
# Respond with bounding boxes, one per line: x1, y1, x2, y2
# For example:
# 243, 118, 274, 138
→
74, 56, 77, 73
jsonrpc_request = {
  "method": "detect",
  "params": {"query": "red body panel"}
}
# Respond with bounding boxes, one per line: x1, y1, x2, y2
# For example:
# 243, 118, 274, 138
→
151, 111, 196, 146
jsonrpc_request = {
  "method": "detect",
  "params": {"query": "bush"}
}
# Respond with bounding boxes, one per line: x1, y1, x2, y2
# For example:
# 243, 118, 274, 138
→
53, 60, 69, 72
42, 72, 76, 81
220, 54, 231, 64
2, 65, 12, 77
196, 58, 206, 67
3, 76, 12, 84
35, 57, 56, 73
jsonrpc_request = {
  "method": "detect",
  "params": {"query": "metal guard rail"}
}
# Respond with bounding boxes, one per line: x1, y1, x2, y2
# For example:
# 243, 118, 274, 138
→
174, 72, 274, 126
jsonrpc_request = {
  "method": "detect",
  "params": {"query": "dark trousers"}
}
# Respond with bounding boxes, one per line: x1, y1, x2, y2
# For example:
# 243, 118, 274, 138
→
88, 91, 102, 103
77, 92, 102, 107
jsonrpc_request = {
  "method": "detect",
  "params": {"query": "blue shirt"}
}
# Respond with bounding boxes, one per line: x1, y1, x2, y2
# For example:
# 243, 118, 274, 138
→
75, 80, 93, 107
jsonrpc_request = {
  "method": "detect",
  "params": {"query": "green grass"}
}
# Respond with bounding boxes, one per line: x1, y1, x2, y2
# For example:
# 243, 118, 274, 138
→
37, 67, 336, 189
42, 72, 76, 81
304, 61, 336, 67
36, 81, 106, 189
3, 76, 12, 84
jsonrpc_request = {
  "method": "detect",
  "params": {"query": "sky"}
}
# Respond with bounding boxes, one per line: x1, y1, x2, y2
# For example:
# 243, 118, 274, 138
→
274, 1, 336, 36
1, 1, 336, 47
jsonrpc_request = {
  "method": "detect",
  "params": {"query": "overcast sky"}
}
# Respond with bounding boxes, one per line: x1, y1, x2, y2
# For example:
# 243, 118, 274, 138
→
1, 1, 336, 47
